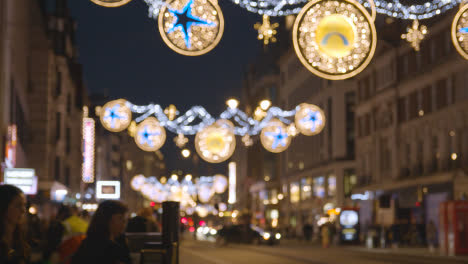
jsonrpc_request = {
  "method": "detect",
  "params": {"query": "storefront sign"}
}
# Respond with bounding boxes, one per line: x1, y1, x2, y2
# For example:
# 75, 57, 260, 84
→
3, 168, 37, 195
4, 125, 17, 168
96, 181, 120, 199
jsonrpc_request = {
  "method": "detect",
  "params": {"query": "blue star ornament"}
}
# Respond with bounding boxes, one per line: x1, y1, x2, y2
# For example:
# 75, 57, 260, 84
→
103, 104, 126, 129
300, 110, 323, 133
167, 0, 216, 48
265, 127, 289, 150
138, 125, 161, 147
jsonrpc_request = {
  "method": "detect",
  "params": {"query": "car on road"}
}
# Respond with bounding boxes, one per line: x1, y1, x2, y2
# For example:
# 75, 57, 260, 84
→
216, 224, 281, 246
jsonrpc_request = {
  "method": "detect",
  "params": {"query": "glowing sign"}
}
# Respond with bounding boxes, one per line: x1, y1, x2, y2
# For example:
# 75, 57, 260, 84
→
340, 210, 359, 227
82, 116, 95, 183
228, 162, 236, 204
96, 181, 121, 199
4, 125, 17, 168
3, 168, 37, 195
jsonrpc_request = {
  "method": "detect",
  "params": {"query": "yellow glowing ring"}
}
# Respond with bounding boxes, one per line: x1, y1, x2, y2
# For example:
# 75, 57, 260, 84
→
158, 0, 224, 56
90, 0, 133, 7
292, 0, 377, 80
100, 99, 132, 132
294, 103, 326, 136
195, 120, 236, 163
135, 117, 167, 152
452, 4, 468, 60
365, 0, 376, 22
260, 119, 291, 153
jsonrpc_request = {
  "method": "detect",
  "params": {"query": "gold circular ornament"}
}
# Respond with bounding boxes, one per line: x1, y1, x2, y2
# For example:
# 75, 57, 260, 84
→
90, 0, 133, 7
260, 119, 291, 153
195, 120, 236, 163
292, 0, 377, 80
135, 117, 167, 152
158, 0, 224, 56
100, 99, 132, 132
294, 103, 326, 136
452, 4, 468, 60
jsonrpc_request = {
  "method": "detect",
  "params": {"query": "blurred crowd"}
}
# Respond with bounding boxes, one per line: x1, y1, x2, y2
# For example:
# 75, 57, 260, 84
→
0, 184, 161, 264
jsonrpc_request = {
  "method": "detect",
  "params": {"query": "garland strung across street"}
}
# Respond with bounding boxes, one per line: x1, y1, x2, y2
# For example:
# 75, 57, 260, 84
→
90, 0, 468, 79
131, 174, 228, 212
97, 99, 326, 163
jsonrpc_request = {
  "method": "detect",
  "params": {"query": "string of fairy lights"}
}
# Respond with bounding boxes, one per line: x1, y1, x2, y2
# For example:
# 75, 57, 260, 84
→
90, 0, 468, 81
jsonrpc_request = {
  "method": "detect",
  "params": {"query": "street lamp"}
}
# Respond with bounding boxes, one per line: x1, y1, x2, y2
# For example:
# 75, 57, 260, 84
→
185, 174, 192, 181
226, 98, 239, 109
181, 149, 191, 158
259, 99, 271, 111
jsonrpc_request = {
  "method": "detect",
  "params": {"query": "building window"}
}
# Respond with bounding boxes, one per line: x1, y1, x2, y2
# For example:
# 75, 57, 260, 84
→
328, 174, 336, 198
66, 127, 70, 154
290, 182, 300, 203
436, 79, 448, 109
301, 177, 312, 200
408, 92, 418, 120
313, 176, 325, 198
343, 169, 357, 197
422, 86, 432, 115
56, 71, 62, 96
345, 92, 355, 158
398, 97, 407, 123
65, 166, 70, 186
55, 157, 61, 181
56, 112, 61, 141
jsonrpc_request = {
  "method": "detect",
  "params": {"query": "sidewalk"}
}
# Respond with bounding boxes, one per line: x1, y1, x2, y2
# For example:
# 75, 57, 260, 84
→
277, 238, 468, 262
347, 246, 468, 261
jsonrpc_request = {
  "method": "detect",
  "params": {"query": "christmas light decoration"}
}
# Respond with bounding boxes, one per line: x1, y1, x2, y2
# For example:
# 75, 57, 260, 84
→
158, 0, 224, 56
294, 103, 326, 136
195, 119, 236, 163
82, 107, 95, 183
90, 0, 133, 7
260, 119, 291, 153
226, 0, 460, 19
174, 133, 189, 148
100, 99, 132, 132
99, 99, 326, 158
401, 20, 428, 51
131, 174, 228, 206
452, 4, 468, 60
135, 117, 167, 152
255, 15, 279, 45
293, 0, 377, 80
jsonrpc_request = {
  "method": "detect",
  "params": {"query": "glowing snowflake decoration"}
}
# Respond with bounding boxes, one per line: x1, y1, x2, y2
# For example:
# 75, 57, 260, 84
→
401, 20, 428, 51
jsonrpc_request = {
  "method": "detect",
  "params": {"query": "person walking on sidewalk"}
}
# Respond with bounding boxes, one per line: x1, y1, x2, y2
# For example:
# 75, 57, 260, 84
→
303, 222, 313, 242
321, 224, 330, 248
426, 221, 437, 253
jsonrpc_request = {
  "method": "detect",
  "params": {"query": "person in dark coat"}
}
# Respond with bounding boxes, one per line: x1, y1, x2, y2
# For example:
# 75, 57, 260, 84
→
0, 185, 29, 264
72, 200, 131, 264
303, 223, 313, 241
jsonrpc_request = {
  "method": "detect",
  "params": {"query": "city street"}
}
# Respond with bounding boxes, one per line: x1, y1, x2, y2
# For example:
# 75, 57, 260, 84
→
180, 239, 468, 264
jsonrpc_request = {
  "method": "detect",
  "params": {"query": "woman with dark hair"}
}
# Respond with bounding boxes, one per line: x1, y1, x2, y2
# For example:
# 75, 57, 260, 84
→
0, 184, 29, 264
71, 200, 131, 264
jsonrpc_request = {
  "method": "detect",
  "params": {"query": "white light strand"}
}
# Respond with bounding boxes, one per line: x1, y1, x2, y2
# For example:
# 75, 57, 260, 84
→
125, 101, 296, 136
143, 0, 461, 19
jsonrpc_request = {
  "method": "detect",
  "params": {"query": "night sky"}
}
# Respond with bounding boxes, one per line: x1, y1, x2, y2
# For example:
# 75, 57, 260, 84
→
68, 0, 263, 174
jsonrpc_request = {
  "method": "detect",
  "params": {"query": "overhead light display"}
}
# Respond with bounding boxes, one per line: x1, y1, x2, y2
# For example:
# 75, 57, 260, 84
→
100, 99, 132, 132
99, 99, 327, 160
135, 117, 167, 152
452, 3, 468, 60
292, 0, 377, 80
90, 0, 133, 7
294, 103, 326, 136
260, 119, 291, 153
158, 0, 225, 56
